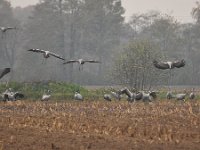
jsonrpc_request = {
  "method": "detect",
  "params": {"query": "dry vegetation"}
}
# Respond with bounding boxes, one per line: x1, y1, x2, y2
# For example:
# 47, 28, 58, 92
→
0, 100, 199, 150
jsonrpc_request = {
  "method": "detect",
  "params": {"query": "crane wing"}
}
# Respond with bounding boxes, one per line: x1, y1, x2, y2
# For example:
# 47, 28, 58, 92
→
153, 60, 170, 69
0, 27, 16, 32
14, 92, 24, 99
84, 60, 101, 63
173, 59, 185, 68
63, 60, 79, 64
6, 27, 16, 30
135, 92, 143, 100
49, 52, 65, 60
0, 68, 10, 79
27, 49, 46, 53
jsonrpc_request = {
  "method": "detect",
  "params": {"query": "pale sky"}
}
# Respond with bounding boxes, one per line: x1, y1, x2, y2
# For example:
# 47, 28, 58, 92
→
9, 0, 197, 23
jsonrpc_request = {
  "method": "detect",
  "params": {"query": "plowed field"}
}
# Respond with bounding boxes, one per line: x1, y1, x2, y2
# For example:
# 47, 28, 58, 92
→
0, 100, 199, 150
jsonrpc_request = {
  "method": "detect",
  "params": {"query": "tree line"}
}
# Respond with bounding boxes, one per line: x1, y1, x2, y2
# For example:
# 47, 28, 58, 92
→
1, 0, 200, 89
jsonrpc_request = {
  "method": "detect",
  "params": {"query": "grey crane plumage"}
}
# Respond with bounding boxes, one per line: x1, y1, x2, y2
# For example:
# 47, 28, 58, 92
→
175, 89, 187, 100
0, 68, 10, 79
153, 59, 185, 91
134, 92, 143, 101
74, 92, 83, 101
28, 49, 65, 60
2, 88, 24, 101
119, 87, 156, 102
64, 59, 100, 65
189, 92, 195, 100
189, 88, 195, 100
175, 93, 186, 100
141, 91, 157, 102
63, 59, 101, 71
0, 27, 16, 33
110, 91, 121, 100
166, 91, 173, 99
41, 90, 51, 101
119, 87, 135, 102
153, 59, 185, 70
103, 90, 122, 101
166, 91, 188, 100
166, 90, 187, 100
104, 94, 112, 101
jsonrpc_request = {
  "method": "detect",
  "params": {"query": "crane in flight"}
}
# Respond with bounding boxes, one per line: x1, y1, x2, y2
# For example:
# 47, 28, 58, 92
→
153, 59, 185, 70
63, 58, 100, 71
0, 27, 16, 33
0, 68, 10, 80
153, 59, 186, 91
27, 49, 65, 62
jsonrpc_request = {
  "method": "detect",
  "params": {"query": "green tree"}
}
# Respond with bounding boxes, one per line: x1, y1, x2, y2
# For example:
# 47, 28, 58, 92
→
81, 0, 124, 79
0, 0, 14, 25
15, 0, 125, 84
192, 1, 200, 24
112, 40, 166, 89
129, 11, 161, 39
145, 15, 180, 56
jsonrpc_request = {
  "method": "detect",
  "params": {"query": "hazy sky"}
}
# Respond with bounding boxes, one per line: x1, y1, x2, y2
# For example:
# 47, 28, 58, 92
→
10, 0, 197, 23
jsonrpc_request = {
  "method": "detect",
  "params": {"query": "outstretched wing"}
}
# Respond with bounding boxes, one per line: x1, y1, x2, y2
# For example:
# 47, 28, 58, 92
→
153, 60, 170, 69
135, 92, 143, 100
14, 92, 24, 99
6, 27, 16, 30
149, 91, 157, 99
28, 49, 46, 53
63, 60, 79, 64
49, 52, 65, 60
173, 59, 185, 68
0, 68, 10, 79
84, 60, 101, 63
0, 27, 16, 32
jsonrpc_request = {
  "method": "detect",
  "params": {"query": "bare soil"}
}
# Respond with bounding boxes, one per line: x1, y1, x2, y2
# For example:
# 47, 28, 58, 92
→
0, 100, 199, 150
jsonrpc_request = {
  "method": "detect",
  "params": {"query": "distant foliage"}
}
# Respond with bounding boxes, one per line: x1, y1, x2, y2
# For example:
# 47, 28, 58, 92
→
112, 40, 167, 90
2, 0, 200, 86
192, 1, 200, 24
14, 0, 124, 84
0, 82, 88, 100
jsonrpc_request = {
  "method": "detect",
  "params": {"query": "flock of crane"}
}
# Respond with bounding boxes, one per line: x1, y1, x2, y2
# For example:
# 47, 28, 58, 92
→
104, 86, 195, 102
0, 26, 196, 102
0, 26, 101, 101
104, 59, 195, 102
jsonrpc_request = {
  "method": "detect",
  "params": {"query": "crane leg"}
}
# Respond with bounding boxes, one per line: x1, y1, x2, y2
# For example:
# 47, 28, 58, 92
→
168, 69, 172, 91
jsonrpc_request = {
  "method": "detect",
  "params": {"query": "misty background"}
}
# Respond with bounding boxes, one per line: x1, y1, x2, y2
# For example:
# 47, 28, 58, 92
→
1, 0, 200, 89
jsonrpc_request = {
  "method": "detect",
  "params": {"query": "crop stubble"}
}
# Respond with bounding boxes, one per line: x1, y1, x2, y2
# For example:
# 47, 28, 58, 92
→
0, 100, 199, 150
